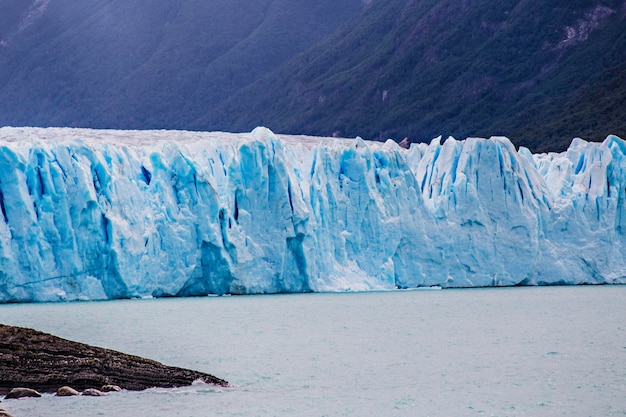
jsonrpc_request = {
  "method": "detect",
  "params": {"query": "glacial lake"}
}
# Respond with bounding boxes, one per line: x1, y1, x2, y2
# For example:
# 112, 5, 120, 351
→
1, 286, 625, 417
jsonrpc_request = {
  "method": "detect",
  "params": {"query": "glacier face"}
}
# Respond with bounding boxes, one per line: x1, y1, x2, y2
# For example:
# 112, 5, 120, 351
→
0, 126, 624, 303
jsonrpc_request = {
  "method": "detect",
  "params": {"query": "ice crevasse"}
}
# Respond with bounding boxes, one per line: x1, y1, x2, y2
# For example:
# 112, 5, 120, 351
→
0, 126, 624, 302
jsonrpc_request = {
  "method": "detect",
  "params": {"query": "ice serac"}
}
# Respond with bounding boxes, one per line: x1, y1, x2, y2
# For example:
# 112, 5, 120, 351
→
0, 127, 624, 302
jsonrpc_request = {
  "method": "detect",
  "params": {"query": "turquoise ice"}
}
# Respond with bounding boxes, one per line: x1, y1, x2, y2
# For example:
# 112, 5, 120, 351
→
0, 127, 624, 302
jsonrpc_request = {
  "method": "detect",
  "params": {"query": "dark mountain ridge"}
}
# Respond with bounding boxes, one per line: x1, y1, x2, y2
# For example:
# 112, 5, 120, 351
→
204, 0, 626, 152
0, 0, 365, 129
0, 0, 624, 152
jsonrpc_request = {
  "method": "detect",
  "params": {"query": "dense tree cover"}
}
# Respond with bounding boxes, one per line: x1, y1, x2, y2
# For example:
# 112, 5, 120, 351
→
206, 0, 626, 152
0, 0, 623, 152
0, 0, 364, 129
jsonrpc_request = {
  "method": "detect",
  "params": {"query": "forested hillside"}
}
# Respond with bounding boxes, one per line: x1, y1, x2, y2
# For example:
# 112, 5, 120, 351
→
1, 0, 624, 152
205, 0, 626, 152
0, 0, 365, 129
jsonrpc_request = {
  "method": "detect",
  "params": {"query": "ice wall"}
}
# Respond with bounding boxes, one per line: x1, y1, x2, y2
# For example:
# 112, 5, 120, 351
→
0, 126, 624, 302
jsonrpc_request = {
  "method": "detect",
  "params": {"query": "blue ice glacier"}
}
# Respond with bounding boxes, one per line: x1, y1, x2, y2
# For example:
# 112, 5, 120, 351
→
0, 126, 624, 302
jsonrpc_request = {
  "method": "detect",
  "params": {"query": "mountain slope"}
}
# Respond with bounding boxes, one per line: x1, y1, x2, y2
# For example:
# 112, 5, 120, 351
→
1, 0, 623, 152
0, 0, 365, 129
204, 0, 626, 152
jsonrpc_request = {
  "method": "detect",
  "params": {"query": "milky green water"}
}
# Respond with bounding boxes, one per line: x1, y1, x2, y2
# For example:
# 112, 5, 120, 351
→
1, 286, 625, 416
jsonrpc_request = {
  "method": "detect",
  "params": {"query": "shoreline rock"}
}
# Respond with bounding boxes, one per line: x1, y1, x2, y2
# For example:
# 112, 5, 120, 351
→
0, 406, 14, 417
0, 324, 228, 395
3, 387, 42, 399
100, 384, 122, 393
82, 388, 106, 397
56, 386, 80, 397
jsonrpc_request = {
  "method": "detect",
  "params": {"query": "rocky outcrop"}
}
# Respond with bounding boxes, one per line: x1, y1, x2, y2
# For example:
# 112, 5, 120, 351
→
0, 406, 14, 417
3, 387, 41, 399
81, 388, 106, 397
0, 324, 228, 395
56, 386, 80, 396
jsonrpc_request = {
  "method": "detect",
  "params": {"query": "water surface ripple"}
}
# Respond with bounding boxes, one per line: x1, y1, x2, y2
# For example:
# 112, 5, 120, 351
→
1, 286, 625, 416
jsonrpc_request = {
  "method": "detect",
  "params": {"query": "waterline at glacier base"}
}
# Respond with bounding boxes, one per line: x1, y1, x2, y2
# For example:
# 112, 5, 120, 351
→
0, 126, 624, 303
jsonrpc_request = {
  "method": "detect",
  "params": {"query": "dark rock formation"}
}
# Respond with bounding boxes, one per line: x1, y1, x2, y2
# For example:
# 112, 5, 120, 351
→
100, 384, 122, 393
56, 386, 80, 396
82, 388, 106, 397
0, 406, 14, 417
0, 324, 228, 395
3, 387, 41, 399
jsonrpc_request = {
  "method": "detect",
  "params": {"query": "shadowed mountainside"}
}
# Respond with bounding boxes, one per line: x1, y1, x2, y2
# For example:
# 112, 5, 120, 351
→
0, 0, 365, 130
0, 0, 623, 152
204, 0, 626, 152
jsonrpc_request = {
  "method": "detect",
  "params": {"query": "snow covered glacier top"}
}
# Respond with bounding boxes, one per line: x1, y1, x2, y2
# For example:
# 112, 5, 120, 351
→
0, 126, 624, 302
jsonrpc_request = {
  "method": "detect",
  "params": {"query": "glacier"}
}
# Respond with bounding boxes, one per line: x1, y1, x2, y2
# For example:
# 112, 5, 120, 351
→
0, 126, 625, 303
